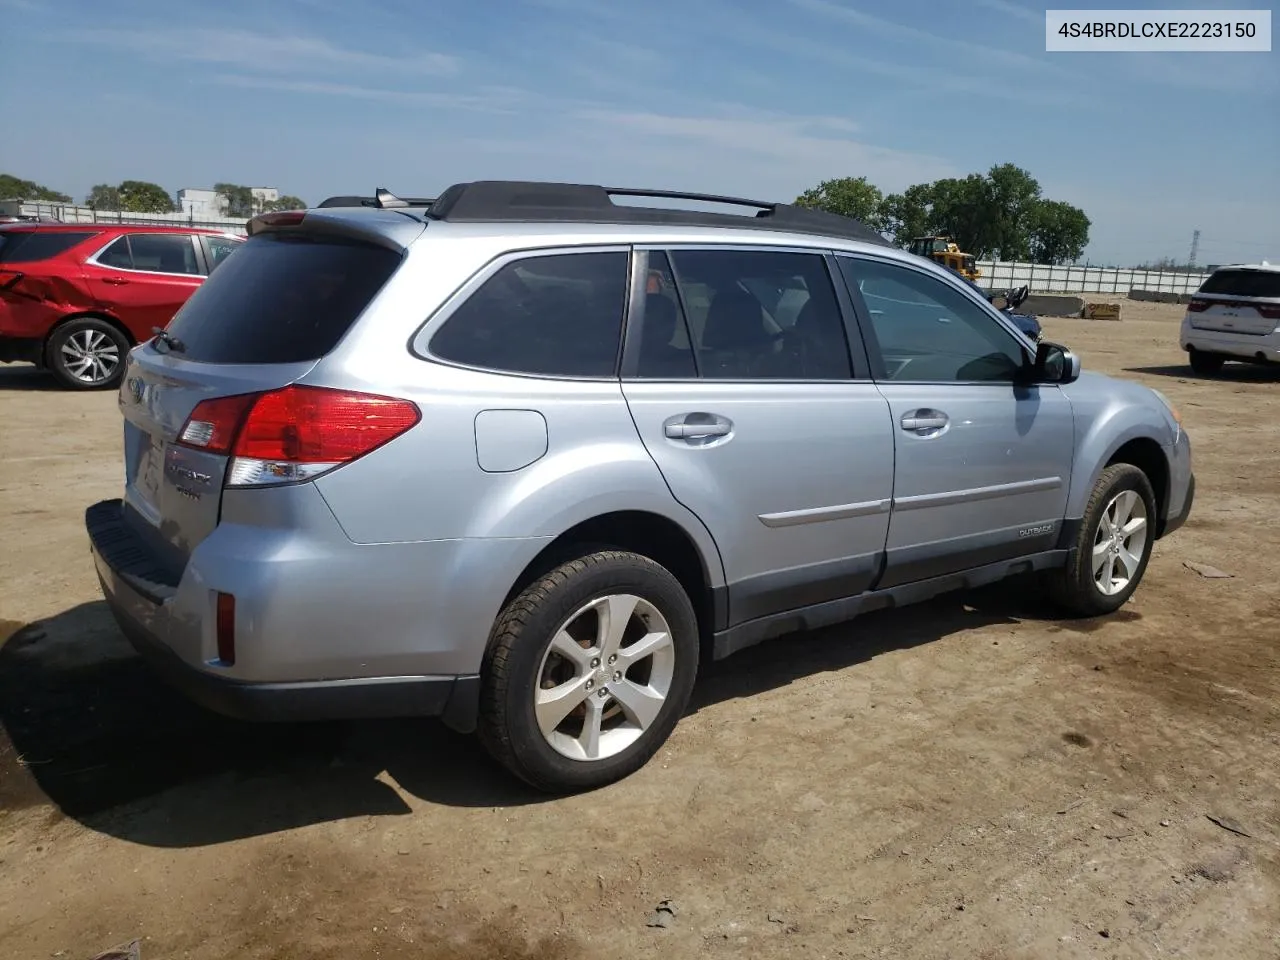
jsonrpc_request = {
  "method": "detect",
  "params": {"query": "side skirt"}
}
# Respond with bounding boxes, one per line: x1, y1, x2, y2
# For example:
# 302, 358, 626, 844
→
710, 548, 1069, 661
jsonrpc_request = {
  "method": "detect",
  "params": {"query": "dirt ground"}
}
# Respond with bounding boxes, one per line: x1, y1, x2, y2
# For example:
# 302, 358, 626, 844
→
1, 299, 1278, 960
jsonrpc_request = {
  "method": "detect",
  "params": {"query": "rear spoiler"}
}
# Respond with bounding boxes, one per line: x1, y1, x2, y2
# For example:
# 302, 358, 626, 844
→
316, 190, 436, 210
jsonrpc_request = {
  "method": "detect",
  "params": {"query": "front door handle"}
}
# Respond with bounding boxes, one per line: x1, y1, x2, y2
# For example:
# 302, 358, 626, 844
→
102, 277, 130, 286
664, 414, 732, 440
900, 409, 949, 436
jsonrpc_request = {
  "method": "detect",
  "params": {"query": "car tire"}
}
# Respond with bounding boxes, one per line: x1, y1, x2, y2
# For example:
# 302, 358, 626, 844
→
1188, 349, 1224, 376
1045, 464, 1157, 617
46, 317, 131, 391
478, 550, 700, 793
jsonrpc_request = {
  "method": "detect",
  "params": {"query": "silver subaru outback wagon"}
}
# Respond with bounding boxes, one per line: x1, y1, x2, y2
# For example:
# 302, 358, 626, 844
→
86, 181, 1194, 793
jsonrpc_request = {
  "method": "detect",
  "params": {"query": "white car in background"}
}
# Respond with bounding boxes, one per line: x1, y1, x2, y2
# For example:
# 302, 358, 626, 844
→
1181, 261, 1280, 375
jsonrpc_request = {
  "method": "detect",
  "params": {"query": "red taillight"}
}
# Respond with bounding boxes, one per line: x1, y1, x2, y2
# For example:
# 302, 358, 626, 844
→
232, 385, 421, 462
248, 210, 306, 235
1258, 304, 1280, 321
178, 393, 258, 454
215, 592, 236, 665
176, 385, 420, 485
1186, 299, 1210, 312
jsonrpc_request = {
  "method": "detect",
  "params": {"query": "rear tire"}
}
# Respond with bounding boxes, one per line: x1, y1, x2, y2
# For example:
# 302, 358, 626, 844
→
46, 317, 130, 391
478, 550, 699, 793
1045, 464, 1157, 617
1188, 349, 1225, 376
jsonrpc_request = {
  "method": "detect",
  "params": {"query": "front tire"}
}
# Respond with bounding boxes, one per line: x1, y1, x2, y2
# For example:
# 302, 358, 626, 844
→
478, 550, 700, 793
1188, 349, 1225, 376
46, 317, 130, 391
1046, 464, 1157, 617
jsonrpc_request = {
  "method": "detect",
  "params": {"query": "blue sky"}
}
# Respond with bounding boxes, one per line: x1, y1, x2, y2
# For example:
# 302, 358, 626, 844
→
3, 0, 1276, 265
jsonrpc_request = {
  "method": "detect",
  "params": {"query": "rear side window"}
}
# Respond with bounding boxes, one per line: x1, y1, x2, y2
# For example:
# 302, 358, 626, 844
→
0, 230, 99, 263
128, 234, 200, 275
429, 251, 629, 377
163, 233, 402, 364
1199, 269, 1280, 299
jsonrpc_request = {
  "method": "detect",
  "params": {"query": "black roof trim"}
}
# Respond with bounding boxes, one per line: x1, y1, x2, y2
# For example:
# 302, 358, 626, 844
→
423, 180, 891, 246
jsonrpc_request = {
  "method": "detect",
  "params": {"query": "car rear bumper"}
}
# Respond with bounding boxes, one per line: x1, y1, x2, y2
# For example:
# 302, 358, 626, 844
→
85, 497, 484, 728
1181, 322, 1280, 362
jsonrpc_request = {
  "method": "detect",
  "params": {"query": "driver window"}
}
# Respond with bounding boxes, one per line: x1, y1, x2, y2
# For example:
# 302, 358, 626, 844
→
838, 256, 1027, 382
662, 248, 852, 380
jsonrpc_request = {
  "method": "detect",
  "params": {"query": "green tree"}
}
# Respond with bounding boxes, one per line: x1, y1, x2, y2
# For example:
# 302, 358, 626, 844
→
794, 177, 885, 232
982, 163, 1042, 261
117, 180, 175, 213
86, 184, 122, 209
1027, 199, 1091, 264
264, 194, 307, 212
214, 183, 255, 218
880, 183, 935, 245
0, 173, 71, 202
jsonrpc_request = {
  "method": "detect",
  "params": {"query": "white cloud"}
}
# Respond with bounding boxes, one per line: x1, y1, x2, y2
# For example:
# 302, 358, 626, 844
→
61, 27, 459, 76
211, 75, 519, 112
788, 0, 1077, 77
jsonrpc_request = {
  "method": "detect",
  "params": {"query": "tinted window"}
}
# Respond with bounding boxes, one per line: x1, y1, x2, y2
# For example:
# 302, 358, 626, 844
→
0, 230, 99, 263
205, 236, 241, 272
634, 252, 698, 378
430, 251, 629, 377
164, 233, 401, 364
1199, 269, 1280, 299
839, 257, 1026, 382
128, 234, 200, 275
96, 236, 133, 269
665, 249, 851, 380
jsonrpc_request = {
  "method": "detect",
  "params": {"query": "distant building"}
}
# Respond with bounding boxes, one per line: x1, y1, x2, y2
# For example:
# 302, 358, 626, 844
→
176, 186, 280, 218
177, 188, 226, 218
250, 187, 279, 214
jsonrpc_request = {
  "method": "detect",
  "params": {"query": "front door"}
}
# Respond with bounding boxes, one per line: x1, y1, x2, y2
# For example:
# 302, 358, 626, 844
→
621, 247, 896, 627
836, 254, 1076, 588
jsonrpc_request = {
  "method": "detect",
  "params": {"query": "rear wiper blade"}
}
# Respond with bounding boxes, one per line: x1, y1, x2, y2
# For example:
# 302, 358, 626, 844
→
152, 328, 186, 353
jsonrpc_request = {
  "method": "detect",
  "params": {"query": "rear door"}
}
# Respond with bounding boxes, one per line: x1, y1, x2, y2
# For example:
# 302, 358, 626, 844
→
1186, 267, 1280, 336
620, 246, 895, 627
115, 230, 405, 576
837, 254, 1076, 587
84, 232, 205, 338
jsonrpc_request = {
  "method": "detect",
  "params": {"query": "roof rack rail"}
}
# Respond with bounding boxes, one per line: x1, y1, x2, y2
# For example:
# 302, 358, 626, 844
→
424, 180, 890, 246
315, 190, 437, 210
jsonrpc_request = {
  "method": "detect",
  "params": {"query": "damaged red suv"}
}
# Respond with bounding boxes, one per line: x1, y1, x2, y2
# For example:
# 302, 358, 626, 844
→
0, 223, 242, 390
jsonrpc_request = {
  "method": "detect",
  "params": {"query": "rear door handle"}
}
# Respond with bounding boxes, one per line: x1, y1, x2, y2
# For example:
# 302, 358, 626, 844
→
664, 415, 732, 440
900, 409, 949, 434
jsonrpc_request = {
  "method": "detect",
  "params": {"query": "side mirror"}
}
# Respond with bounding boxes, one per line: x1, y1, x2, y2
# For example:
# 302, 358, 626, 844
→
1029, 340, 1080, 384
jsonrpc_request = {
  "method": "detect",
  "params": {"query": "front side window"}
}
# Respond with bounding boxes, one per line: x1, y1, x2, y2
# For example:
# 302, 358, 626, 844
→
644, 248, 851, 380
429, 251, 629, 378
839, 256, 1027, 382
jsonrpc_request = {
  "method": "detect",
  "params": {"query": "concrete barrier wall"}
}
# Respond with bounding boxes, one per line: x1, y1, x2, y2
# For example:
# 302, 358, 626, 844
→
979, 260, 1208, 296
4, 201, 249, 235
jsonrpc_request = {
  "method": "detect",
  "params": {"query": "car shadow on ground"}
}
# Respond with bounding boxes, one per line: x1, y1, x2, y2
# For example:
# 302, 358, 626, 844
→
0, 365, 59, 391
1, 583, 1057, 848
1125, 363, 1280, 383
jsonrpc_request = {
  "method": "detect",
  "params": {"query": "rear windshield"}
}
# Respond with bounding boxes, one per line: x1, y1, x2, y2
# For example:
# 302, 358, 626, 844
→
163, 232, 402, 364
0, 230, 99, 264
1199, 269, 1280, 299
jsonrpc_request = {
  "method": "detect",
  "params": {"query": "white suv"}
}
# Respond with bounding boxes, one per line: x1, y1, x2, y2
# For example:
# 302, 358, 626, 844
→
1181, 261, 1280, 375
